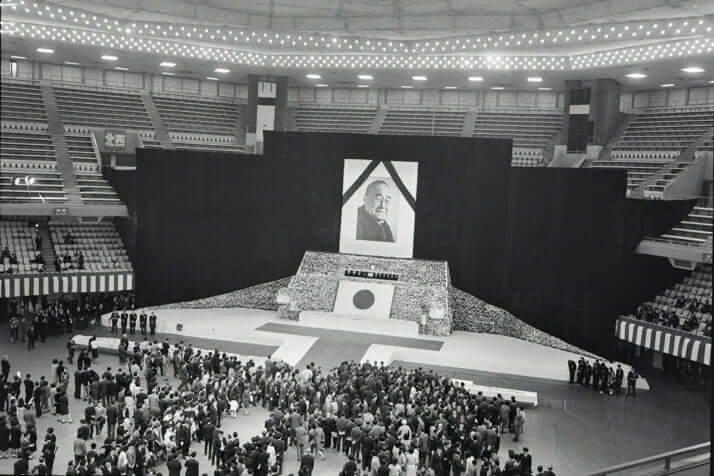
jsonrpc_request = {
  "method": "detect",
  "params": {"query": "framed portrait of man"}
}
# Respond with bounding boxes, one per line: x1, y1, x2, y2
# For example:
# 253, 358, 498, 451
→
339, 159, 418, 258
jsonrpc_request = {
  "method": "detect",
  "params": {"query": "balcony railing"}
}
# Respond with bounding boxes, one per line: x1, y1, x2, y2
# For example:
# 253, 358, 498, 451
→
586, 441, 710, 476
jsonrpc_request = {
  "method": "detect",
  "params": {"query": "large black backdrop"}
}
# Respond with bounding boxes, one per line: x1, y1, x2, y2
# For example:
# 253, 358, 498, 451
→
133, 132, 690, 357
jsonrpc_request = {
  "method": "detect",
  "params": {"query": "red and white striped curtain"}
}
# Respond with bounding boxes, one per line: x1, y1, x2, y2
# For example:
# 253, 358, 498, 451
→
616, 316, 711, 366
0, 271, 134, 298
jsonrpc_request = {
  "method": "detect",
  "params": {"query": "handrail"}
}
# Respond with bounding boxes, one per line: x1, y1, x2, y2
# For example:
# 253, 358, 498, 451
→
151, 89, 243, 105
586, 441, 710, 476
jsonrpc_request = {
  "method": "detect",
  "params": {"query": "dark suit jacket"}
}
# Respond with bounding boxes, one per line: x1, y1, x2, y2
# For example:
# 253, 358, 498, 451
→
167, 457, 182, 476
356, 205, 394, 242
184, 458, 199, 476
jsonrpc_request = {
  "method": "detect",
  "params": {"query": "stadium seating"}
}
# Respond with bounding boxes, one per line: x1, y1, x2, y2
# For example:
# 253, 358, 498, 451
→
589, 159, 668, 192
657, 200, 713, 246
613, 107, 714, 153
473, 110, 562, 149
152, 95, 239, 135
0, 81, 47, 123
66, 134, 98, 164
295, 104, 378, 133
0, 220, 44, 274
49, 221, 132, 272
169, 133, 245, 153
380, 108, 466, 136
75, 172, 122, 205
632, 265, 712, 337
54, 86, 153, 130
0, 169, 66, 203
1, 130, 57, 162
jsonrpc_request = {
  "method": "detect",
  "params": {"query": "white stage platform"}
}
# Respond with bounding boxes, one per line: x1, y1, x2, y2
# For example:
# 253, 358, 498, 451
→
300, 311, 419, 337
102, 307, 648, 390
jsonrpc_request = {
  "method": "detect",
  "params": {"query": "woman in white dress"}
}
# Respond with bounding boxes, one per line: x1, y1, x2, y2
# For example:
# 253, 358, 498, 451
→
405, 446, 419, 476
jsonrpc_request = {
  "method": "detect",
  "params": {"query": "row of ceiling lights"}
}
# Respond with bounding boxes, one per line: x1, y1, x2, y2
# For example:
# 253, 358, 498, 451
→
12, 48, 714, 88
2, 21, 712, 72
5, 0, 712, 54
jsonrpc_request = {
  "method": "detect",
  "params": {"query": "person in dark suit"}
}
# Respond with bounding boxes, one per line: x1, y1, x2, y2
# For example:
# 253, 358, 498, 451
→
167, 453, 182, 476
184, 451, 199, 476
299, 452, 315, 476
356, 180, 394, 242
567, 360, 576, 384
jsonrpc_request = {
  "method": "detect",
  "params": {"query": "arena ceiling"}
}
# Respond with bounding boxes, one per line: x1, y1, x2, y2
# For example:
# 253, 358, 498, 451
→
1, 0, 713, 90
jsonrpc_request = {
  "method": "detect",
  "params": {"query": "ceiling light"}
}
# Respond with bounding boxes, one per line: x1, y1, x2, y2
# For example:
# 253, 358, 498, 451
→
36, 48, 54, 54
527, 77, 543, 82
444, 86, 458, 89
660, 83, 675, 87
305, 73, 321, 79
491, 86, 505, 90
64, 61, 80, 65
214, 67, 230, 73
160, 61, 176, 68
468, 76, 484, 82
206, 76, 219, 81
101, 55, 118, 61
357, 74, 373, 80
356, 84, 369, 88
400, 85, 414, 89
625, 73, 647, 78
161, 72, 174, 76
10, 55, 27, 60
537, 87, 552, 91
315, 84, 328, 87
681, 66, 704, 73
114, 66, 128, 71
412, 75, 427, 81
709, 80, 714, 83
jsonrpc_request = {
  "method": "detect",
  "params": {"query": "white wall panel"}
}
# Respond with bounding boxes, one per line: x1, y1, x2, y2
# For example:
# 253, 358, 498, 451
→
17, 61, 34, 79
236, 84, 249, 100
441, 90, 459, 105
287, 87, 299, 102
61, 65, 82, 83
333, 88, 350, 103
633, 91, 650, 108
688, 87, 708, 104
498, 91, 517, 106
517, 91, 536, 107
218, 82, 235, 97
649, 90, 666, 106
484, 91, 498, 106
403, 90, 421, 104
200, 80, 218, 96
104, 70, 125, 87
386, 89, 403, 104
181, 78, 199, 94
1, 59, 11, 76
125, 72, 143, 89
458, 90, 478, 106
163, 76, 180, 91
536, 91, 557, 108
349, 89, 368, 103
667, 88, 687, 105
41, 64, 62, 81
298, 87, 314, 102
315, 88, 332, 102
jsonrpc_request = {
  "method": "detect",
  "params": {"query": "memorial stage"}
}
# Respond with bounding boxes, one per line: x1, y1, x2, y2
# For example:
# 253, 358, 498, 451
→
102, 307, 649, 391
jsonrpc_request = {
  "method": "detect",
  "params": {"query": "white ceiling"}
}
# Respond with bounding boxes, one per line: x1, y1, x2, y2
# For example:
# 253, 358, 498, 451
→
1, 0, 713, 90
44, 0, 714, 39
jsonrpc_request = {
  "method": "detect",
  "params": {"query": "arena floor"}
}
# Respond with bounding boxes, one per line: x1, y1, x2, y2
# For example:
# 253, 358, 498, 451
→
0, 309, 710, 475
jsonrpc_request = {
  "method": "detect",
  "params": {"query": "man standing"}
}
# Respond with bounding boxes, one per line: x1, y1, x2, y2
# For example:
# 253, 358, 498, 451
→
626, 368, 639, 398
128, 310, 137, 335
149, 312, 157, 336
615, 364, 624, 395
567, 360, 576, 384
110, 312, 119, 335
185, 451, 199, 476
139, 311, 147, 336
120, 310, 128, 335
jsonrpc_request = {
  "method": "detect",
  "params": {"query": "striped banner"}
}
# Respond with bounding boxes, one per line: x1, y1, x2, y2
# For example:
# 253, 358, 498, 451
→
0, 271, 134, 298
616, 316, 711, 366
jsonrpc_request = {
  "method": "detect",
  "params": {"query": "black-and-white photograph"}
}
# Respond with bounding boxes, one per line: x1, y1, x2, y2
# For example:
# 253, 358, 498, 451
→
0, 2, 711, 476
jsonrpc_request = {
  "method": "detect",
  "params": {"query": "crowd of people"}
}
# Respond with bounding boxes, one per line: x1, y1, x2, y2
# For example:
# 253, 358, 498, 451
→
1, 319, 563, 476
566, 358, 639, 397
634, 301, 711, 337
